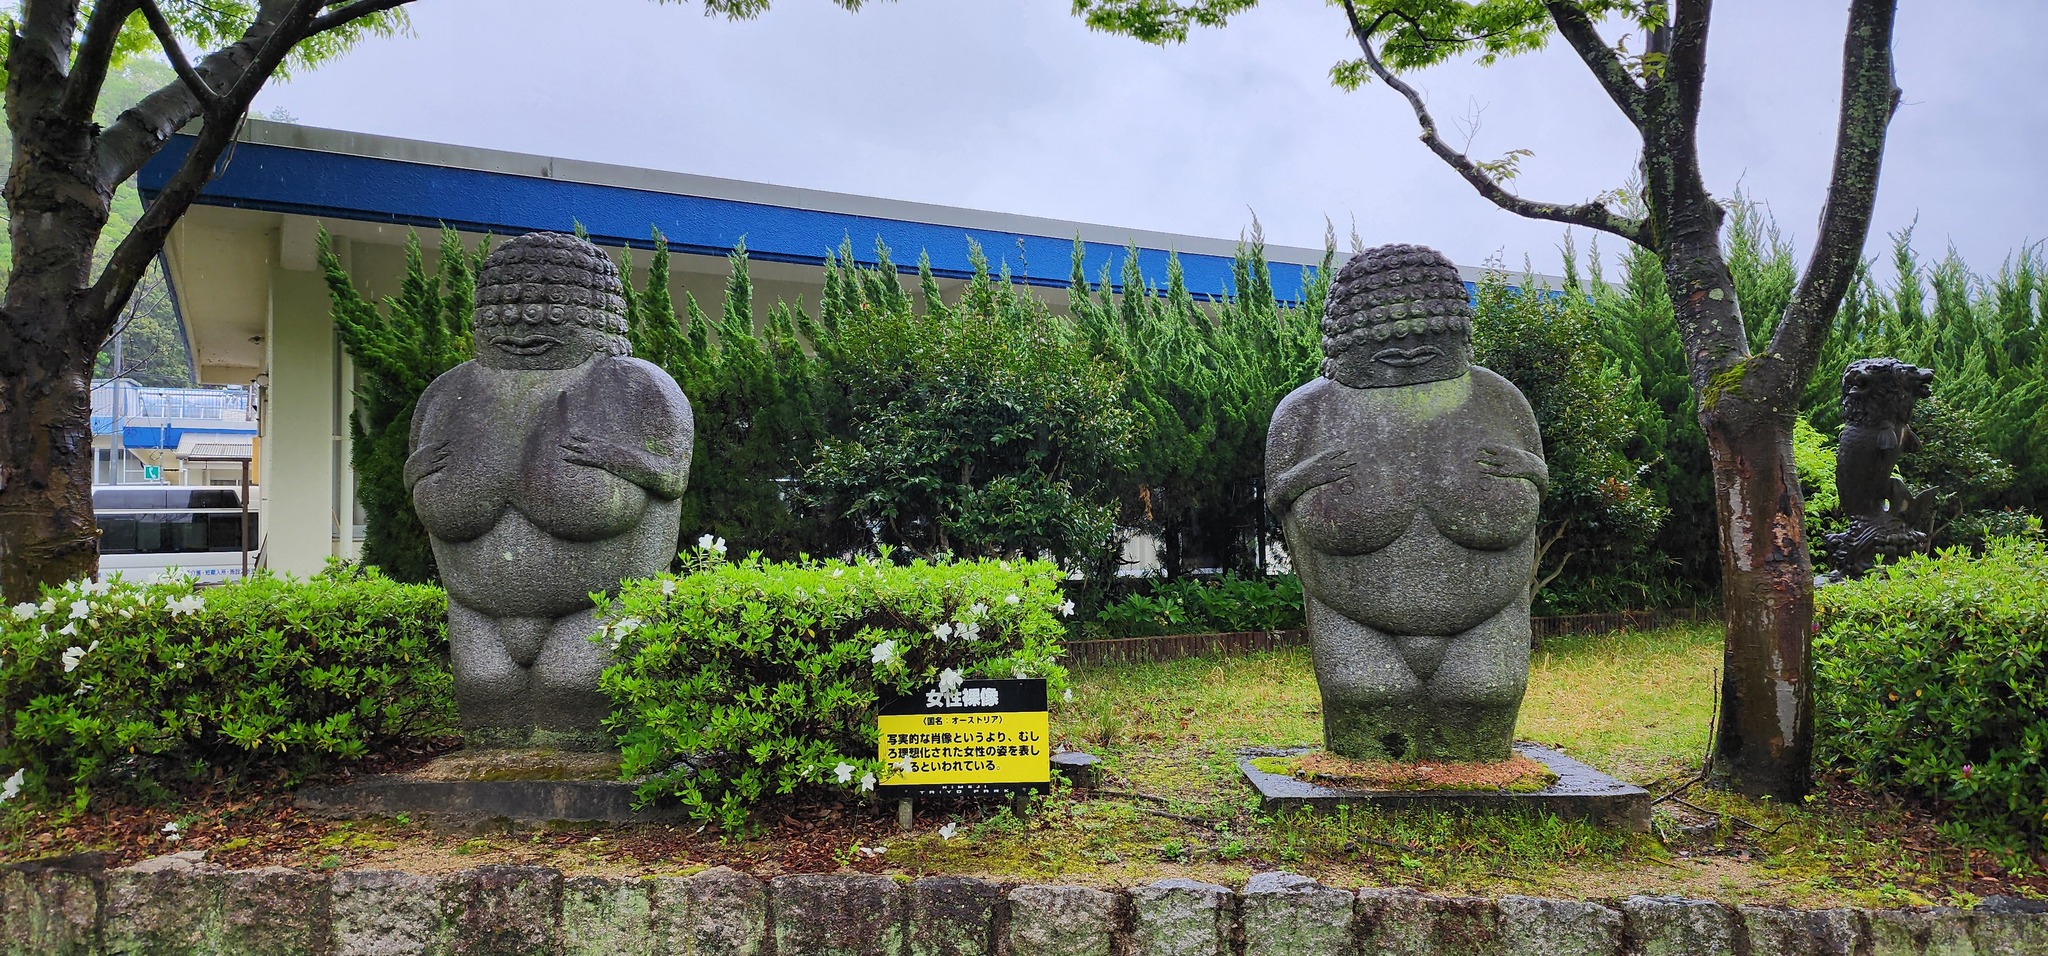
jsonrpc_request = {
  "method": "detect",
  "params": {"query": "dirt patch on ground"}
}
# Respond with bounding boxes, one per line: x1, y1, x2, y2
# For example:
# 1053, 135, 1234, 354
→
1277, 752, 1559, 792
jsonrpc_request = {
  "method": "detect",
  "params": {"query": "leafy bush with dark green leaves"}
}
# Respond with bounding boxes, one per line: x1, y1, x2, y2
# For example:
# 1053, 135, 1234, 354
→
0, 570, 453, 805
1814, 537, 2048, 852
597, 547, 1071, 832
1091, 574, 1304, 638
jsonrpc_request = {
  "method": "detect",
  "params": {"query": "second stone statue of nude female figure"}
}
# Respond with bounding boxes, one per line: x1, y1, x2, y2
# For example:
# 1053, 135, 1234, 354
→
1267, 244, 1546, 763
407, 232, 693, 749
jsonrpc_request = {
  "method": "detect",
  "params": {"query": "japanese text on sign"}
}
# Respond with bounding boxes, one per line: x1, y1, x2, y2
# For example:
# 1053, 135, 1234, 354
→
877, 678, 1049, 796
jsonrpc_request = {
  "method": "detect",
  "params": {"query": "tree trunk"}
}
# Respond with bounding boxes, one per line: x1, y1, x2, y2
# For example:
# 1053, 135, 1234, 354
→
1, 66, 117, 602
1660, 211, 1817, 802
1703, 405, 1814, 799
0, 338, 100, 600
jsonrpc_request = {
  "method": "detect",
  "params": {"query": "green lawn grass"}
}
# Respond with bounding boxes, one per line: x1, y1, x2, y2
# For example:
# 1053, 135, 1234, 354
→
886, 623, 2035, 906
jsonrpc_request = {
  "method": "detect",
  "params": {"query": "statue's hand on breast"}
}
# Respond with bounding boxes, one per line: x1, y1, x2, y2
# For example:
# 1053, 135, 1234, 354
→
405, 439, 453, 492
549, 389, 689, 501
1475, 443, 1548, 494
558, 432, 684, 500
1273, 447, 1359, 515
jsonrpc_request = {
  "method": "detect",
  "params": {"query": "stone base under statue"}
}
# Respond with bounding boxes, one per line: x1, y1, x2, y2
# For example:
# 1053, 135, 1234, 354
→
1238, 743, 1650, 831
294, 749, 685, 827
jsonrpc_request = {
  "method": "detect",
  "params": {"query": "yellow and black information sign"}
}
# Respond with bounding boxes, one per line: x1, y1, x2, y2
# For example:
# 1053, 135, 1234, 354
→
876, 679, 1050, 798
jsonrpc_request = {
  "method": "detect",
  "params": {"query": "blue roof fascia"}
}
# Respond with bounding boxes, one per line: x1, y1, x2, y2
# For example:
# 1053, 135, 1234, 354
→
138, 134, 1327, 305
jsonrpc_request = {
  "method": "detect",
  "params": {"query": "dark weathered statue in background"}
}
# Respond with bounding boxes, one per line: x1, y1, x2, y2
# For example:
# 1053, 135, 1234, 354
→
1822, 358, 1933, 581
407, 232, 693, 749
1266, 244, 1547, 763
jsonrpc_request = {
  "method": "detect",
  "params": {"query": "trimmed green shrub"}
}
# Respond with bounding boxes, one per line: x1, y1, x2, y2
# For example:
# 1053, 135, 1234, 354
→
0, 570, 454, 805
1091, 573, 1304, 638
1814, 537, 2048, 851
596, 547, 1070, 831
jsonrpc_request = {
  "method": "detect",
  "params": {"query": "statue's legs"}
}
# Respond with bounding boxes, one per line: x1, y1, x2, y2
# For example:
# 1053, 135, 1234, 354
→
447, 600, 536, 746
1308, 590, 1530, 763
530, 607, 614, 751
1423, 591, 1532, 762
1306, 593, 1427, 761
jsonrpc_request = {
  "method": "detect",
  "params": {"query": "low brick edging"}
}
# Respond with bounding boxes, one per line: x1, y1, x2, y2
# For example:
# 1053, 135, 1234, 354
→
3, 854, 2044, 955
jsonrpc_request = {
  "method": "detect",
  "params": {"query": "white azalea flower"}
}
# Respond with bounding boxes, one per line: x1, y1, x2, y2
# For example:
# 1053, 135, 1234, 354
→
937, 822, 959, 840
0, 768, 23, 802
61, 645, 86, 671
711, 537, 727, 555
162, 821, 181, 836
932, 622, 953, 641
834, 762, 855, 785
660, 579, 676, 597
166, 595, 204, 617
968, 602, 988, 618
955, 621, 981, 642
937, 668, 964, 694
697, 533, 716, 550
57, 623, 78, 639
37, 599, 56, 615
858, 772, 876, 793
870, 639, 899, 667
892, 756, 912, 773
1062, 688, 1074, 703
1059, 600, 1076, 617
831, 568, 845, 578
67, 600, 90, 620
1013, 668, 1029, 680
82, 580, 111, 596
1004, 593, 1020, 605
10, 602, 36, 621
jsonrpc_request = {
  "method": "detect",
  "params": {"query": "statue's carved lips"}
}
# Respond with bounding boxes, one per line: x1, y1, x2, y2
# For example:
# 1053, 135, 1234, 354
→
1372, 345, 1442, 367
492, 334, 561, 356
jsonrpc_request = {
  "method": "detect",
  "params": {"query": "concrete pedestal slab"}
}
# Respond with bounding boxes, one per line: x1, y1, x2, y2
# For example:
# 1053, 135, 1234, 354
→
1239, 743, 1651, 830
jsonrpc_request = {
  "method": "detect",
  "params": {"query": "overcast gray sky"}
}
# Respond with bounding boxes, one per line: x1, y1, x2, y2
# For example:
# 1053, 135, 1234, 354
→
251, 0, 2046, 288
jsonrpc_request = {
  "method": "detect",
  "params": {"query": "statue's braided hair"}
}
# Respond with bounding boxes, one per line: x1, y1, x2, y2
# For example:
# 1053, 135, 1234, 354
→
1320, 244, 1471, 378
474, 232, 631, 356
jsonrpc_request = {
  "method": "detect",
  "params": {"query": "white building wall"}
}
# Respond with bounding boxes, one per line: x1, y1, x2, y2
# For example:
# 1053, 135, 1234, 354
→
263, 263, 344, 576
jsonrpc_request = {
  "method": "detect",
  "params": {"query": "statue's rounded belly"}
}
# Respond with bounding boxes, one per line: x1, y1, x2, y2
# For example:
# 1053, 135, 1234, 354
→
434, 505, 679, 618
1298, 523, 1532, 636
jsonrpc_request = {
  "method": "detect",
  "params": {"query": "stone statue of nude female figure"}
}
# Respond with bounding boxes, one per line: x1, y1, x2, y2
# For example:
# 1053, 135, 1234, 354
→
407, 232, 692, 749
1267, 244, 1546, 763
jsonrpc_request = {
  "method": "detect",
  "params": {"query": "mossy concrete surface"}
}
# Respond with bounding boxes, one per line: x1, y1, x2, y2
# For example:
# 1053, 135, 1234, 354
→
4, 853, 2043, 956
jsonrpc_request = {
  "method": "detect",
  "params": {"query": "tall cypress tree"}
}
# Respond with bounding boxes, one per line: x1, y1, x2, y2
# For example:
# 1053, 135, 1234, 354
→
321, 227, 481, 583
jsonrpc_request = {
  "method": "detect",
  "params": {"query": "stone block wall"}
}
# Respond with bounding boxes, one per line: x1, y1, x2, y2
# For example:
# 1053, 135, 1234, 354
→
2, 854, 2043, 955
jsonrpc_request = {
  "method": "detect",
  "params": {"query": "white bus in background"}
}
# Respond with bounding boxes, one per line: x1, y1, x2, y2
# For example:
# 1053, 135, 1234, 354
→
94, 485, 260, 584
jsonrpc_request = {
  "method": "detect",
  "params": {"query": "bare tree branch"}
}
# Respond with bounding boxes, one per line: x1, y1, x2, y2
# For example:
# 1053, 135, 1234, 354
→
55, 0, 139, 121
138, 0, 221, 104
1768, 0, 1901, 390
1543, 1, 1645, 128
80, 0, 326, 340
1664, 0, 1712, 134
9, 1, 84, 116
1340, 0, 1651, 247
